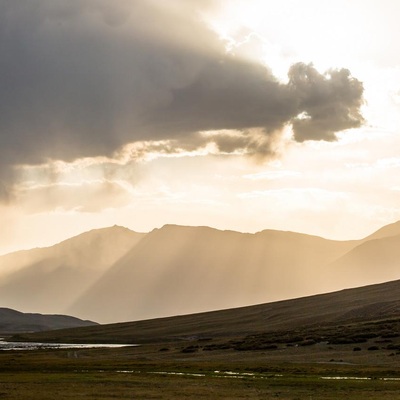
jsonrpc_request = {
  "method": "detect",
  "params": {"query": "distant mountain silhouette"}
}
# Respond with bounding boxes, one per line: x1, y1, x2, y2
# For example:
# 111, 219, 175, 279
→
0, 307, 97, 334
1, 221, 400, 324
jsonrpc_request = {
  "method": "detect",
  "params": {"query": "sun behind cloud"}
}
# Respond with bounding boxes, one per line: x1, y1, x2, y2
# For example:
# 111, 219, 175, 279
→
0, 0, 399, 254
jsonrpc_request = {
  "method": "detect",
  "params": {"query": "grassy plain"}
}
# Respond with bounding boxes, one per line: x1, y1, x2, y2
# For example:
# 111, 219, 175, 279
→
1, 341, 400, 399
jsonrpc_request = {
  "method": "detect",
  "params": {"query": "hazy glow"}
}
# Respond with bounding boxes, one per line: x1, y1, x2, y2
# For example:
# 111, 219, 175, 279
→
1, 0, 400, 255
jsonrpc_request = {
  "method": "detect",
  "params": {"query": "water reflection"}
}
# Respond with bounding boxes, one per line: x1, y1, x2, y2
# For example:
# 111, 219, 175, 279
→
0, 340, 135, 351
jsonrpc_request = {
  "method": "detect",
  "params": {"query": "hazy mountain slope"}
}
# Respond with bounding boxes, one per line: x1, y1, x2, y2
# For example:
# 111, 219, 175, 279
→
327, 233, 400, 288
0, 226, 145, 313
0, 247, 53, 279
0, 226, 145, 277
18, 279, 400, 344
3, 220, 400, 326
69, 225, 357, 323
362, 220, 400, 241
0, 307, 97, 334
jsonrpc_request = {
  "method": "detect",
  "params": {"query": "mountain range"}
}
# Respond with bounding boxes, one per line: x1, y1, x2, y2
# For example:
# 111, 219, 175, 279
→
1, 221, 400, 324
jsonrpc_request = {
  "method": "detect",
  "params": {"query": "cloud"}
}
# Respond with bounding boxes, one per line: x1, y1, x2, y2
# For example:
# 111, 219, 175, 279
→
0, 0, 364, 201
288, 63, 365, 141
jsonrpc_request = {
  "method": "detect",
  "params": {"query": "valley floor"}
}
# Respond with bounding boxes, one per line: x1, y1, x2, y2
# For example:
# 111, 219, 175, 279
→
2, 370, 400, 399
2, 342, 400, 399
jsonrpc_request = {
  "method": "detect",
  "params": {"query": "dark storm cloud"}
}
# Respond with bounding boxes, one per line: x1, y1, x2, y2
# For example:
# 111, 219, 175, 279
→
288, 63, 365, 141
0, 0, 364, 199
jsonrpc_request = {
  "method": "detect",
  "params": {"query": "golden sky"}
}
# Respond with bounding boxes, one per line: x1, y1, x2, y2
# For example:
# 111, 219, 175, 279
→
1, 0, 400, 254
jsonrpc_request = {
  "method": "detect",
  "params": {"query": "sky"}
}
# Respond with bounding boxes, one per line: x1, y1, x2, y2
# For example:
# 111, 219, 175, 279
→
1, 0, 400, 255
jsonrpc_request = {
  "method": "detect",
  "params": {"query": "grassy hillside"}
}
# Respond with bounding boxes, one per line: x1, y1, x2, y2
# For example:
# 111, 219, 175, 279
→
14, 278, 400, 345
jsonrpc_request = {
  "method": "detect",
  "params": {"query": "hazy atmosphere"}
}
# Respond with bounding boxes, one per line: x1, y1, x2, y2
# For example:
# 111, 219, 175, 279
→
1, 0, 400, 255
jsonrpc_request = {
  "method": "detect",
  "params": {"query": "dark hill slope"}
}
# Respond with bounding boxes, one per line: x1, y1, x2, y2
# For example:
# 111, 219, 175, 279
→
0, 307, 97, 334
16, 279, 400, 344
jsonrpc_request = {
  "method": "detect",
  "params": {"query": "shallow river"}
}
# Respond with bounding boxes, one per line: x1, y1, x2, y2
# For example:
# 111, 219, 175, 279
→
0, 339, 134, 351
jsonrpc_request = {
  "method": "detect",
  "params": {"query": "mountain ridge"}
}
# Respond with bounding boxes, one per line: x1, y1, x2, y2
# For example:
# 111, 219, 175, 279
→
1, 220, 400, 324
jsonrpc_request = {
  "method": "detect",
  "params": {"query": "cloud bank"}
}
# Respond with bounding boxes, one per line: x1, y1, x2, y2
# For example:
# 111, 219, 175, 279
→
0, 0, 364, 200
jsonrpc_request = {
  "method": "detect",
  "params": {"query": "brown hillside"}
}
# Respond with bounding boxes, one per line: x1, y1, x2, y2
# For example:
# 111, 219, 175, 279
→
17, 278, 400, 345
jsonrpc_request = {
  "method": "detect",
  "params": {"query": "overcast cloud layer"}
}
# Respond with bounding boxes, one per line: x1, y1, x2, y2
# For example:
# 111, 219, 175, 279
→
0, 0, 364, 200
